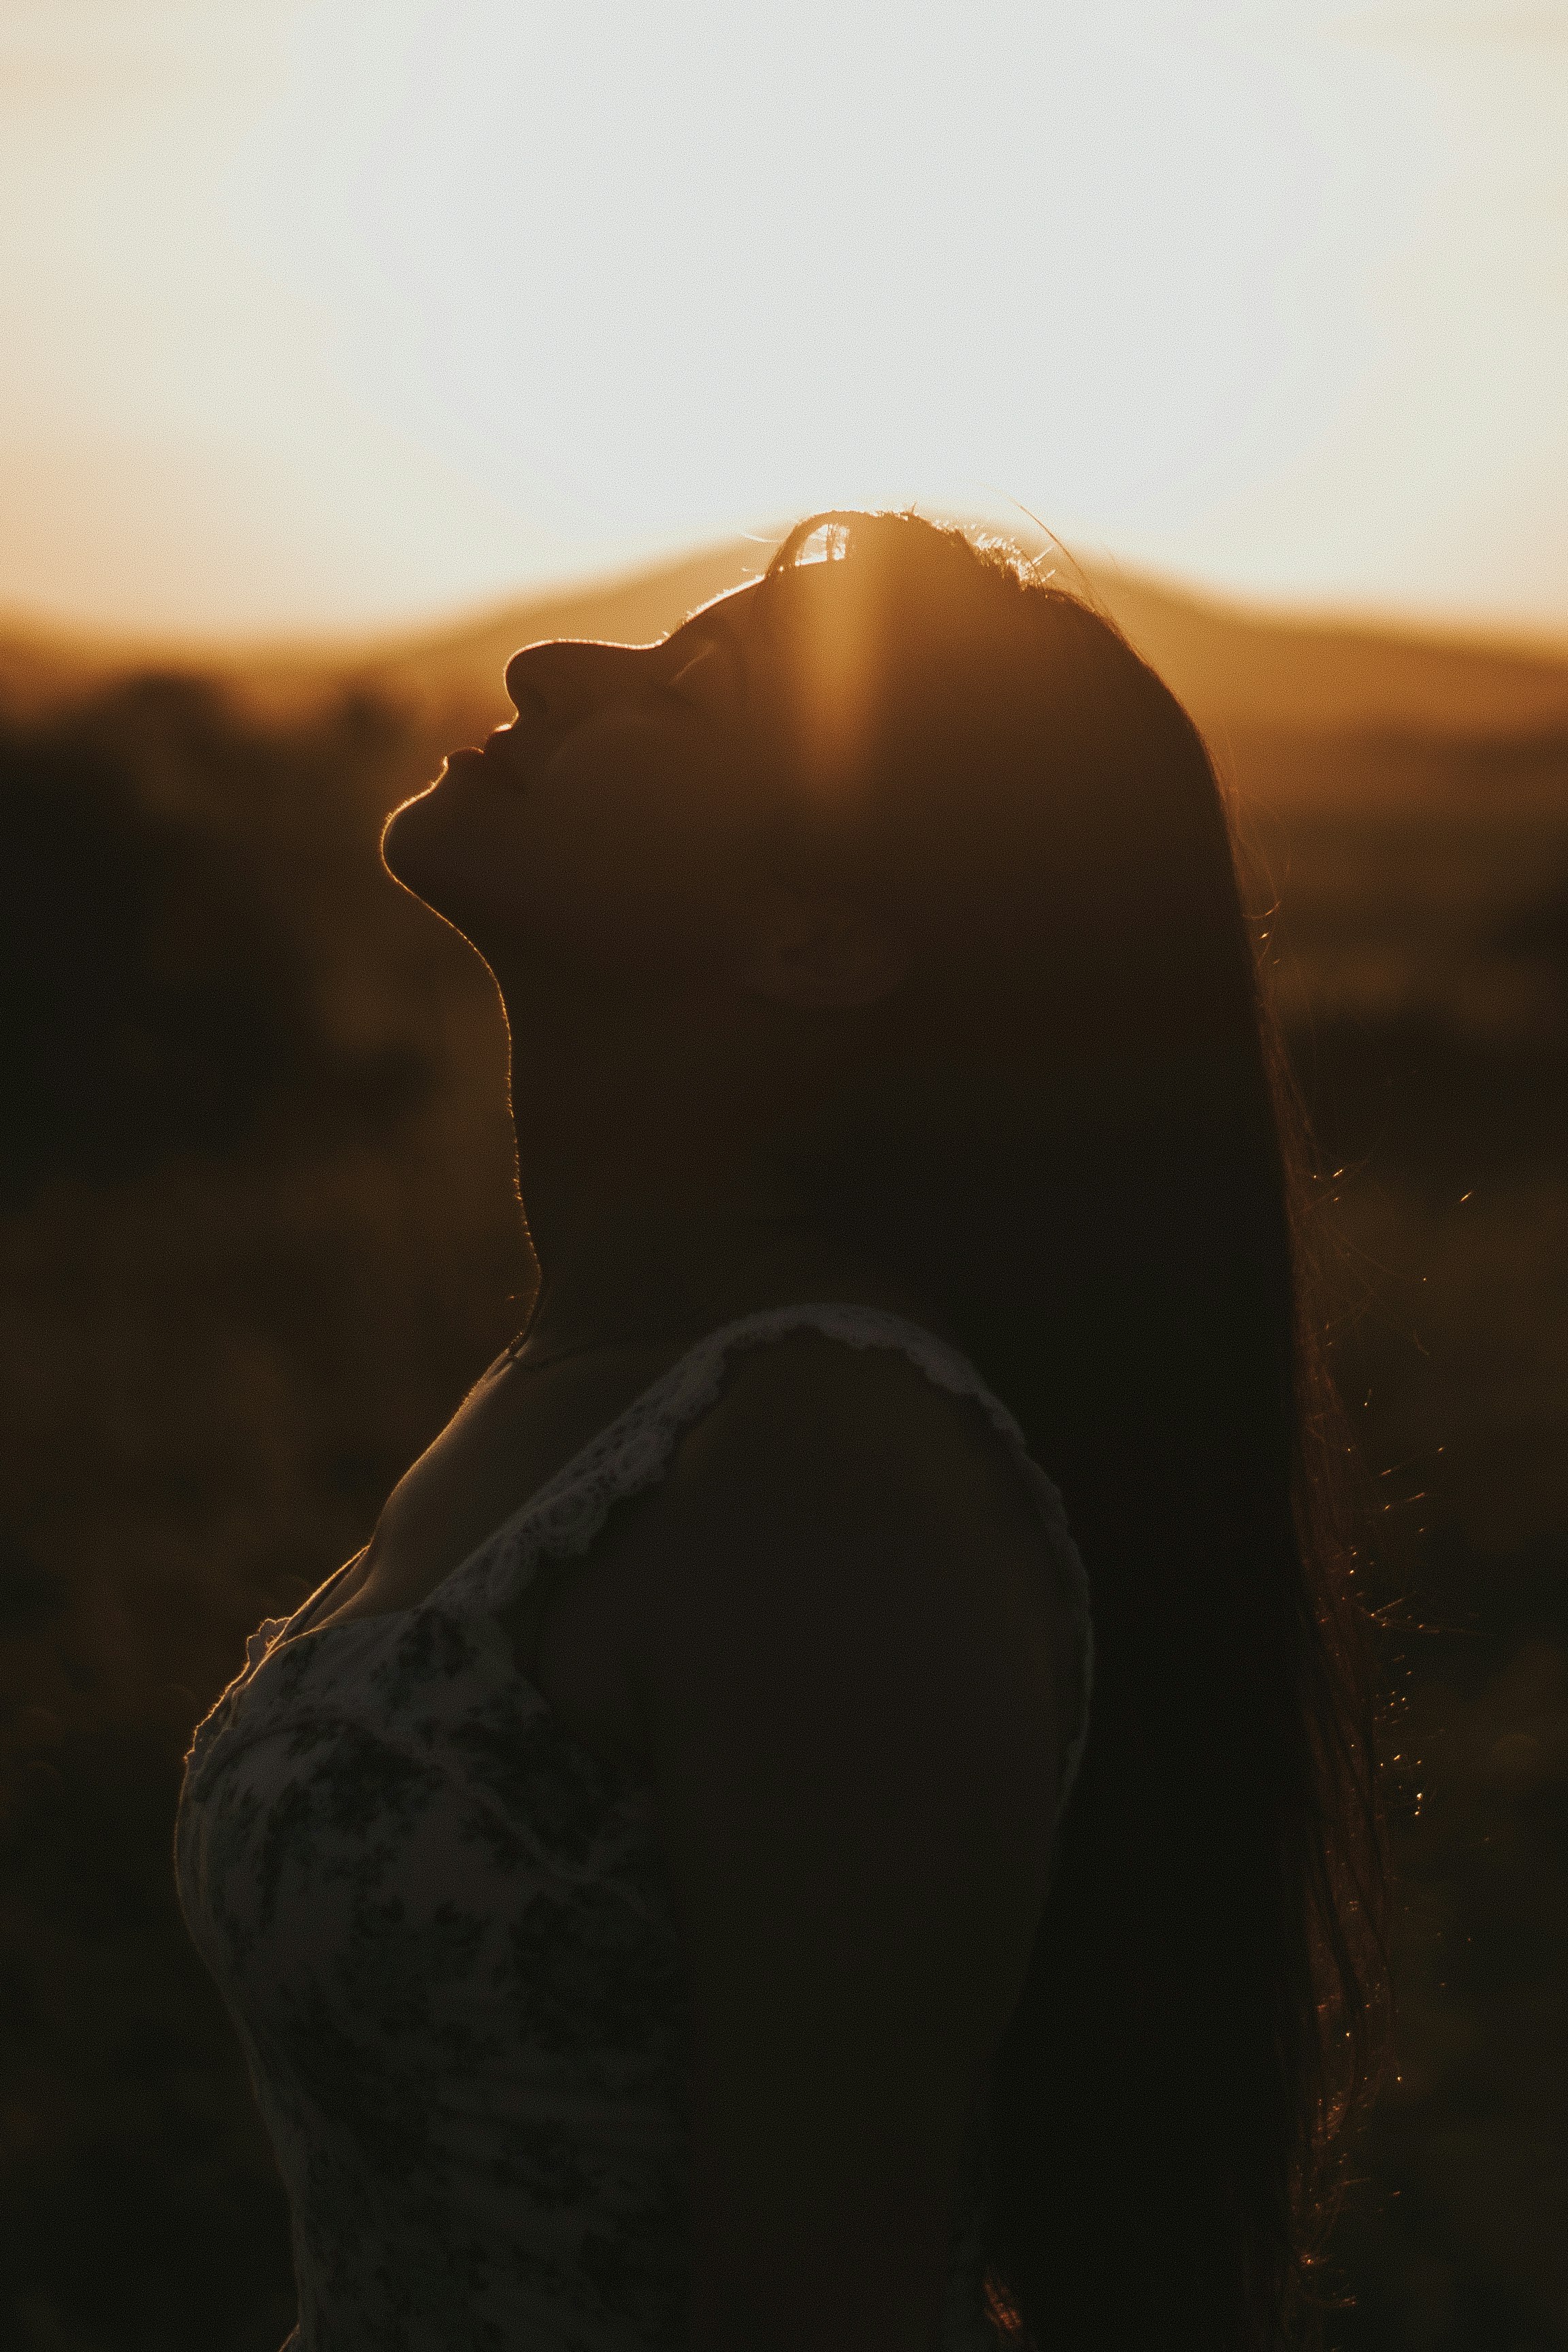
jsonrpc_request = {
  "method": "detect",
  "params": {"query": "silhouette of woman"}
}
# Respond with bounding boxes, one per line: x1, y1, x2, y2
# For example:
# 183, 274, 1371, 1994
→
176, 512, 1388, 2352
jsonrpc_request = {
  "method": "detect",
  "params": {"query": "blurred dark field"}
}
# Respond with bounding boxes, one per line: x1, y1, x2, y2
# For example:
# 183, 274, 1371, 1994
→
1, 560, 1565, 2351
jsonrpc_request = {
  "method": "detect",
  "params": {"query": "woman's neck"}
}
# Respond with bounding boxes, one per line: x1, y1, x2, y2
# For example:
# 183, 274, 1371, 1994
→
497, 968, 952, 1367
517, 1179, 823, 1363
504, 1023, 807, 1365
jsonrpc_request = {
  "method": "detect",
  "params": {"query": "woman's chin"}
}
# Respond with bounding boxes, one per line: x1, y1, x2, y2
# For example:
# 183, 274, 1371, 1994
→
381, 781, 457, 898
380, 787, 517, 966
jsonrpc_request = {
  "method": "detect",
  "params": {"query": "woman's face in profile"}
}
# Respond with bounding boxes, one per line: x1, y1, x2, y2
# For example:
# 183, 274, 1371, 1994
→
382, 580, 794, 984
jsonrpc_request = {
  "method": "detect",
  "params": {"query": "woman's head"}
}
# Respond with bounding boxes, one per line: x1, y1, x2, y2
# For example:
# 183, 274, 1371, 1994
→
385, 513, 1268, 1190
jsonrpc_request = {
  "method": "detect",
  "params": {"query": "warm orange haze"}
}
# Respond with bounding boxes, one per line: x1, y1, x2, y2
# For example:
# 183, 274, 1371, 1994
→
2, 2, 1567, 2349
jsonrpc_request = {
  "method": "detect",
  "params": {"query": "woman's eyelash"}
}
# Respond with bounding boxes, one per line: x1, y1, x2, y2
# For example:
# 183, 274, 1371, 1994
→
662, 645, 724, 706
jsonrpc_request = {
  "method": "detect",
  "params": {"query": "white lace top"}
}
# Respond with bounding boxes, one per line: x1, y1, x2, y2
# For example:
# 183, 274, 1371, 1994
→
176, 1303, 1094, 2352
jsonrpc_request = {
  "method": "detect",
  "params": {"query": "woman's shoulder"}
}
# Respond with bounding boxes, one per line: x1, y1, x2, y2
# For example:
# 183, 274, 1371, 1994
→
628, 1318, 1072, 1883
642, 1314, 1063, 1627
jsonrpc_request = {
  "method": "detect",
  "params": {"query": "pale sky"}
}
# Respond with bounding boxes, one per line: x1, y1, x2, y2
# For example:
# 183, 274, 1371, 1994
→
2, 0, 1566, 642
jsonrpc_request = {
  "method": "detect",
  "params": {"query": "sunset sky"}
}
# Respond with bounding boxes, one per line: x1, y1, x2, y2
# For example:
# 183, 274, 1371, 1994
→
3, 0, 1566, 643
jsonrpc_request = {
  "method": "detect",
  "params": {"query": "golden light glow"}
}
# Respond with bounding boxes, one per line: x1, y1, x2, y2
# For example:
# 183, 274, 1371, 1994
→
1, 0, 1565, 640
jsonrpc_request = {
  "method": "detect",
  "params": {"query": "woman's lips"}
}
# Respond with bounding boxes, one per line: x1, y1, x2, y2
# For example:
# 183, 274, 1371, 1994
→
441, 731, 529, 788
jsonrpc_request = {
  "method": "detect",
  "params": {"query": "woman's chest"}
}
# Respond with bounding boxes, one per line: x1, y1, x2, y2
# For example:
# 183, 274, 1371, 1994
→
180, 1659, 685, 2096
316, 1350, 681, 1760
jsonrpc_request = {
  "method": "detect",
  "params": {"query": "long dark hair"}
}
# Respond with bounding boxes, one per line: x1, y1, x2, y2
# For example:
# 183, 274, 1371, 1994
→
754, 512, 1390, 2350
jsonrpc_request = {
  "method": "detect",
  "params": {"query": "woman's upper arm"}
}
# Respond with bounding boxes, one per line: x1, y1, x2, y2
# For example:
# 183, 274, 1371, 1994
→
634, 1340, 1064, 2352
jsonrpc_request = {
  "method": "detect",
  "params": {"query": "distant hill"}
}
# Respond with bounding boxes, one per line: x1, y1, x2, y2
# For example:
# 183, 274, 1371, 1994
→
6, 534, 1568, 749
1083, 567, 1568, 745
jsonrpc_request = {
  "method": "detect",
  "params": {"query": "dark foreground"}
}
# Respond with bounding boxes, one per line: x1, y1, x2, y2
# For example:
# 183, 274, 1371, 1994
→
1, 644, 1565, 2351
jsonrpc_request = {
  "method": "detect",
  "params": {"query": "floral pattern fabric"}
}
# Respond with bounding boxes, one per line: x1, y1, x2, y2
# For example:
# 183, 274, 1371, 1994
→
176, 1304, 1094, 2352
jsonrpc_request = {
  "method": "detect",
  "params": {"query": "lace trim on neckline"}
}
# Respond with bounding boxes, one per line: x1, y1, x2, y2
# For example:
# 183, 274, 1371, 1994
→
197, 1301, 1095, 1822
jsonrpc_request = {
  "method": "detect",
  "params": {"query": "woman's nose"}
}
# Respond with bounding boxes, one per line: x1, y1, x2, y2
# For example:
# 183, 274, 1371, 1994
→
504, 639, 636, 726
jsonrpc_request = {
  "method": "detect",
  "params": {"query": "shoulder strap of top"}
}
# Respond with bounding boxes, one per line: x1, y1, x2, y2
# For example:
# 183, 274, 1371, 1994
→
469, 1301, 1094, 1824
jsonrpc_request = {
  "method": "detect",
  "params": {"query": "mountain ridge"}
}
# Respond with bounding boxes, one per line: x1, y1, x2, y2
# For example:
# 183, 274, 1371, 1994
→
5, 537, 1568, 745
